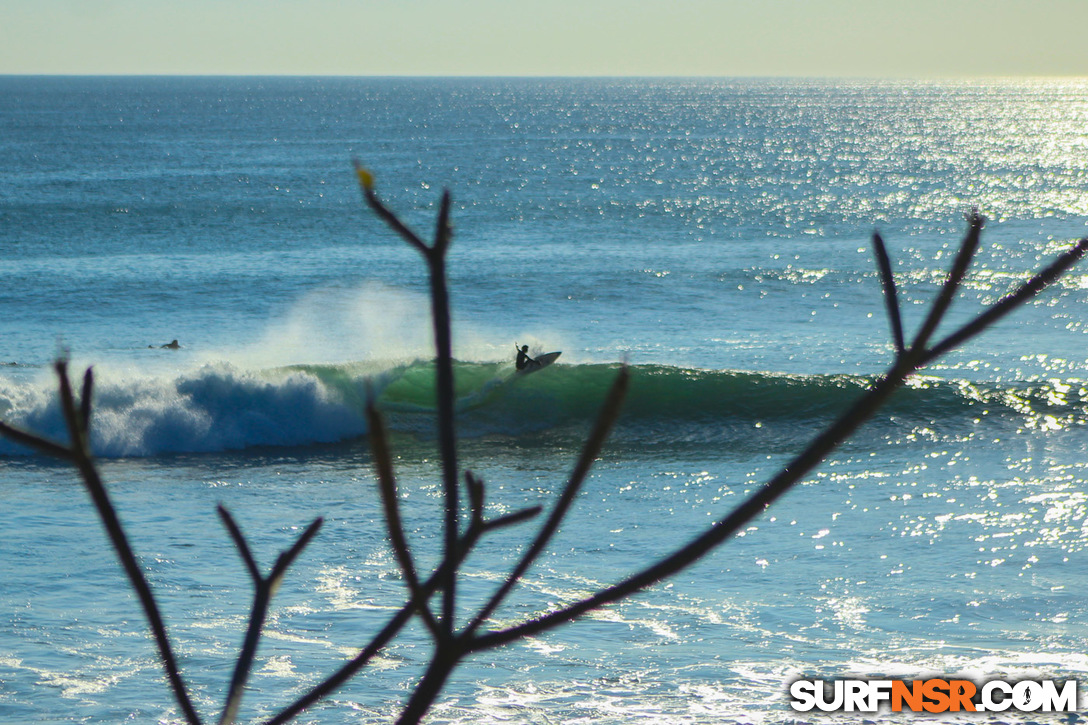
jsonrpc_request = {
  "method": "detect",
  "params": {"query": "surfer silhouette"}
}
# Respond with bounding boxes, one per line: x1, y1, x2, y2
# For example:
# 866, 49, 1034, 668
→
515, 344, 537, 371
150, 339, 180, 349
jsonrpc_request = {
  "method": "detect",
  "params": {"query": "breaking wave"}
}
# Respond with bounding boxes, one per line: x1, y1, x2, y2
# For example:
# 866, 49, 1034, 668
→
0, 361, 1080, 457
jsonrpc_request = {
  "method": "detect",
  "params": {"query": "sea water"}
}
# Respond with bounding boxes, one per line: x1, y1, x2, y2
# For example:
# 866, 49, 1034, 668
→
1, 77, 1088, 723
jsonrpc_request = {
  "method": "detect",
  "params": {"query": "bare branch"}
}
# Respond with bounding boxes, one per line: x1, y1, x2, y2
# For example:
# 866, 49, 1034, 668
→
425, 236, 460, 636
910, 209, 983, 351
924, 237, 1088, 363
353, 159, 429, 253
53, 361, 204, 725
482, 506, 543, 533
469, 356, 907, 652
268, 517, 324, 591
221, 516, 323, 725
356, 167, 462, 634
469, 224, 1081, 655
464, 366, 629, 638
434, 190, 452, 254
55, 359, 85, 449
366, 400, 441, 638
218, 505, 261, 583
464, 470, 485, 525
366, 402, 421, 591
80, 367, 94, 437
871, 232, 905, 354
0, 420, 77, 461
221, 599, 268, 725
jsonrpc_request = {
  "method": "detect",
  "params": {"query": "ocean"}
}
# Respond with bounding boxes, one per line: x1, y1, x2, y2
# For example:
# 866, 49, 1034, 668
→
1, 76, 1087, 723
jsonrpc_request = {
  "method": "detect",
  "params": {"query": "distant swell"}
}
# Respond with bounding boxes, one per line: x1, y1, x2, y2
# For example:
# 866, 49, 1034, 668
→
0, 361, 1079, 457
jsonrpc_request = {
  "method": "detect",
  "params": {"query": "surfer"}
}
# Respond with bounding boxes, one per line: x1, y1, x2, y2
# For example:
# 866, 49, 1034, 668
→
515, 344, 537, 371
152, 339, 180, 349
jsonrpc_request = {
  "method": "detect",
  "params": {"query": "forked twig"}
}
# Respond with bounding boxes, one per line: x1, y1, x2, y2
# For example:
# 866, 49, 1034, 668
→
0, 418, 75, 461
463, 470, 542, 533
217, 507, 323, 725
924, 238, 1088, 362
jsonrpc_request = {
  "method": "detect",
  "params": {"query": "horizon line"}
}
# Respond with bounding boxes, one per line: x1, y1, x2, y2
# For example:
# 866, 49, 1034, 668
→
2, 72, 1087, 81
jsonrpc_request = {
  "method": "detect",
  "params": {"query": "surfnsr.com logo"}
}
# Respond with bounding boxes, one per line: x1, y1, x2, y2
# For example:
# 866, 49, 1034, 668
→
789, 678, 1077, 713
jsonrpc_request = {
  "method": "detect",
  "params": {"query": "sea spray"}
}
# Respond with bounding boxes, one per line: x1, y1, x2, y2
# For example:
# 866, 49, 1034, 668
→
208, 280, 438, 369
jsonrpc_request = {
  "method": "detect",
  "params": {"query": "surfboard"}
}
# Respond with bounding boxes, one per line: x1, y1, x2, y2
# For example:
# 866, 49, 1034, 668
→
518, 351, 561, 375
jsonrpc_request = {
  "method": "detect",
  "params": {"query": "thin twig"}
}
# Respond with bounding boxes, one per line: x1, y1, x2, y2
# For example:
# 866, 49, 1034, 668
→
80, 367, 94, 437
910, 210, 983, 351
269, 518, 323, 585
0, 420, 76, 461
56, 360, 86, 450
871, 232, 905, 354
469, 356, 910, 652
219, 512, 322, 725
482, 506, 544, 533
924, 237, 1088, 363
355, 160, 428, 253
366, 401, 440, 637
367, 402, 421, 591
434, 190, 452, 253
464, 471, 485, 526
425, 245, 460, 636
218, 506, 261, 582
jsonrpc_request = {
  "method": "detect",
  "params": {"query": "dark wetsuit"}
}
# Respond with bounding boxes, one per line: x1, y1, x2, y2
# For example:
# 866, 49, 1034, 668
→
516, 347, 535, 371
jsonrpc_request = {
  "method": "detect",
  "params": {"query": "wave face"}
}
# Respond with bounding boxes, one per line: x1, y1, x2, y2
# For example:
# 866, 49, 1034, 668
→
1, 361, 1079, 458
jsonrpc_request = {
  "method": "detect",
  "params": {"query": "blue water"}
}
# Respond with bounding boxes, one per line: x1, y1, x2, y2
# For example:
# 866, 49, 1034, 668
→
2, 76, 1088, 723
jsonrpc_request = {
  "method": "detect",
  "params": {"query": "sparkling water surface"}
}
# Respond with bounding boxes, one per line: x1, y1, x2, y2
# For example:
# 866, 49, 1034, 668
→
1, 77, 1088, 723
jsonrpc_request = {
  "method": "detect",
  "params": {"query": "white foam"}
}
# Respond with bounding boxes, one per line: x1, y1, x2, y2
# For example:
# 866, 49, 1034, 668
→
0, 363, 369, 457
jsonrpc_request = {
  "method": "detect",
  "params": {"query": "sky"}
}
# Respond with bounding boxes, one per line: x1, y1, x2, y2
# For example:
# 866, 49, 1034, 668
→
1, 0, 1085, 77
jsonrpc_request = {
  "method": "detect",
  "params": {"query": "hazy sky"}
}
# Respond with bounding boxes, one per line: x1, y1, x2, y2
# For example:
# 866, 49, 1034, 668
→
2, 0, 1085, 77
